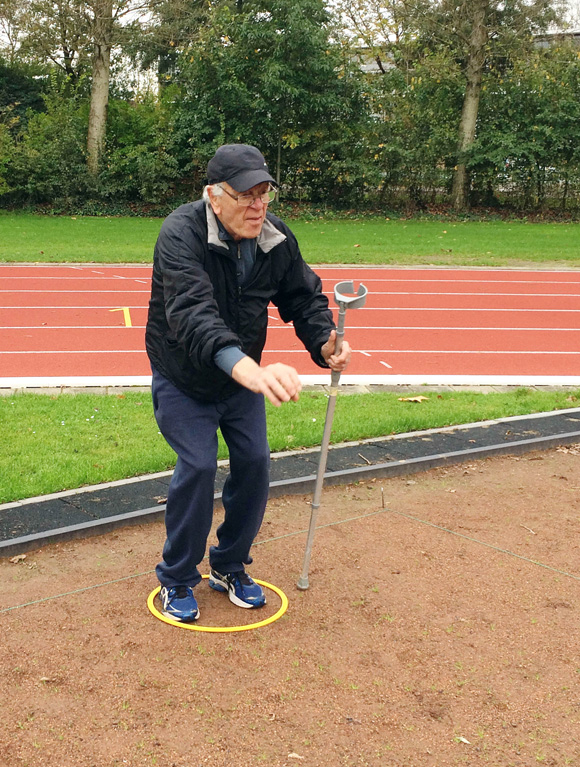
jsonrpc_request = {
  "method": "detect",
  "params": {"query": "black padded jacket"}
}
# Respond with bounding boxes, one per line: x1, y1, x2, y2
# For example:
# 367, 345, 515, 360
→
145, 200, 335, 402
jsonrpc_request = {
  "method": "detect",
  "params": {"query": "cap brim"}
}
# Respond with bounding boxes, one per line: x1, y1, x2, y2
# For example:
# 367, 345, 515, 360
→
227, 169, 277, 192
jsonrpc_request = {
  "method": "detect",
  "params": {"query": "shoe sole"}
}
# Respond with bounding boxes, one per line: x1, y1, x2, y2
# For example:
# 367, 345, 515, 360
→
209, 574, 266, 609
161, 608, 200, 622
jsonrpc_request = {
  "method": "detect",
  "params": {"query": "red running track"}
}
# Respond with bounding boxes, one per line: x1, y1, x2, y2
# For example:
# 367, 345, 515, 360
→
1, 264, 580, 387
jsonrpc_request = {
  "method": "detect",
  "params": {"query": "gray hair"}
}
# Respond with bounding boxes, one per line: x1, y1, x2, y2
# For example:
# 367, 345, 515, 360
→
203, 184, 223, 202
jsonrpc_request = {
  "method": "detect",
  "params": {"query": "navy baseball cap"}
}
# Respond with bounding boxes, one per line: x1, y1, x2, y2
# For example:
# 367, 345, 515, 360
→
207, 144, 276, 191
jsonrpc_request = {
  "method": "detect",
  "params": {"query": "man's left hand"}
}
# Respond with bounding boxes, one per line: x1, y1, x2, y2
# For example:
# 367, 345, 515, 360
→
321, 330, 352, 372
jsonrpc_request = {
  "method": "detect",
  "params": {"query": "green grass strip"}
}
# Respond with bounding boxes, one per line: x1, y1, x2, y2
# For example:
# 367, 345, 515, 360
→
289, 219, 580, 267
2, 388, 579, 505
0, 212, 162, 263
1, 212, 579, 267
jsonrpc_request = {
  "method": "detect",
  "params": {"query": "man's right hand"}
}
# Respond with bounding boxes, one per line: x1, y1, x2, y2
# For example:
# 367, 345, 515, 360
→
231, 357, 302, 407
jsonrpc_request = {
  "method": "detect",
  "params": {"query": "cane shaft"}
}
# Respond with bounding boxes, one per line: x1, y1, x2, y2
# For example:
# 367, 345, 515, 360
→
297, 305, 346, 589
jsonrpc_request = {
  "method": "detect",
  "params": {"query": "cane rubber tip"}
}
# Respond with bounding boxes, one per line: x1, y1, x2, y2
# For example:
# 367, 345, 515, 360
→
296, 577, 309, 590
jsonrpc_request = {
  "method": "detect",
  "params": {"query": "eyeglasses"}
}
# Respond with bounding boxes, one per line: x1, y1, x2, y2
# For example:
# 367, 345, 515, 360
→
217, 185, 276, 207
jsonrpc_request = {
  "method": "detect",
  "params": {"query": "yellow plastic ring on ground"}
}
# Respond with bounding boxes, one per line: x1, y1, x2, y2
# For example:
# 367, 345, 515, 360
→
147, 575, 289, 633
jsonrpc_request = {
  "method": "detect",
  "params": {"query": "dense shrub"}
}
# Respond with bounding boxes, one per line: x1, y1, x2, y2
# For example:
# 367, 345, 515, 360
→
6, 93, 90, 205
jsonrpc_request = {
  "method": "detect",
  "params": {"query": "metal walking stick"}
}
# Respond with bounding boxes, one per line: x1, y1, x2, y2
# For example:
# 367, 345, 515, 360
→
297, 280, 368, 590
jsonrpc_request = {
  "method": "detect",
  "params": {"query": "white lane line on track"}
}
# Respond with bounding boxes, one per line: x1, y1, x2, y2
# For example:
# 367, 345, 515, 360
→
0, 280, 152, 284
10, 306, 579, 314
0, 326, 146, 330
0, 290, 150, 294
0, 350, 145, 354
7, 276, 579, 288
322, 291, 580, 297
5, 288, 579, 297
340, 308, 580, 313
2, 307, 578, 317
3, 325, 579, 332
6, 276, 579, 285
320, 278, 580, 285
5, 349, 580, 356
270, 325, 580, 331
265, 349, 580, 355
4, 375, 580, 388
0, 306, 144, 309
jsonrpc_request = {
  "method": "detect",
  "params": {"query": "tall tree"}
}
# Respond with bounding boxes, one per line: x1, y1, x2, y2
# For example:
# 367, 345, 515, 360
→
85, 0, 157, 175
124, 0, 211, 86
167, 0, 372, 201
4, 0, 155, 174
86, 0, 114, 174
430, 0, 564, 210
7, 0, 92, 83
449, 0, 488, 209
0, 0, 26, 62
336, 0, 565, 209
470, 36, 580, 210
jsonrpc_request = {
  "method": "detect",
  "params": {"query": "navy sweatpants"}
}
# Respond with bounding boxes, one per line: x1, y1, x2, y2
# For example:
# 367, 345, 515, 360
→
151, 367, 270, 588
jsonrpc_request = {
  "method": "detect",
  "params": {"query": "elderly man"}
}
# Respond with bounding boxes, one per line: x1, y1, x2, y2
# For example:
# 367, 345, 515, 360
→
146, 144, 351, 622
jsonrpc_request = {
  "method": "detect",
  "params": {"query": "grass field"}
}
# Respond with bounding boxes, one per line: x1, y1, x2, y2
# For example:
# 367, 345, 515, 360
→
1, 211, 579, 266
2, 387, 580, 504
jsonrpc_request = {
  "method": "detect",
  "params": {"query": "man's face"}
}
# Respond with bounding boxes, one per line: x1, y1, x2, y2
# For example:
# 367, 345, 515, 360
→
208, 181, 270, 241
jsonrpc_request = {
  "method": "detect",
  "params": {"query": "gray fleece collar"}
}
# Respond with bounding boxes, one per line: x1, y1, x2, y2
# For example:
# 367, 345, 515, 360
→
205, 203, 286, 254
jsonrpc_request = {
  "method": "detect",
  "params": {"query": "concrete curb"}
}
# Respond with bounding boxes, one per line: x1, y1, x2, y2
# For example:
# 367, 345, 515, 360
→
3, 427, 580, 558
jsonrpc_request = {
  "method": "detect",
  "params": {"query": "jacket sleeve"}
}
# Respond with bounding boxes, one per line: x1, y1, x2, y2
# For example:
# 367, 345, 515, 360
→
270, 227, 335, 368
154, 212, 240, 370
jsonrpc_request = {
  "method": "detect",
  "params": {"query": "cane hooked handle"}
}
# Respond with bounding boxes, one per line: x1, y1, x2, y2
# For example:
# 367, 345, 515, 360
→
330, 281, 368, 386
334, 280, 368, 310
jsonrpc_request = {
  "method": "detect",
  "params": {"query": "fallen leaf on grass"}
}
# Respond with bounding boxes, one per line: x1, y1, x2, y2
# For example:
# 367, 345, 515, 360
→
9, 554, 26, 564
398, 396, 429, 403
288, 754, 305, 760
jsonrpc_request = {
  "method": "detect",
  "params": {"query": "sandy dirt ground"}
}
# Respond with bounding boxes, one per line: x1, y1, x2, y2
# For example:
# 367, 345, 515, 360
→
1, 446, 580, 767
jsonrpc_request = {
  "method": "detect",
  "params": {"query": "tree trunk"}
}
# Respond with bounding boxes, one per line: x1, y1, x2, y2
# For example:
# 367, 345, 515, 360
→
561, 171, 569, 212
451, 0, 488, 211
276, 133, 281, 200
87, 0, 114, 176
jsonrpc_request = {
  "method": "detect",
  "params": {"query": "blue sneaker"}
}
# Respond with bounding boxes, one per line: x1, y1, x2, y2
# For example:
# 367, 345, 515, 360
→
209, 569, 266, 609
159, 585, 199, 622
